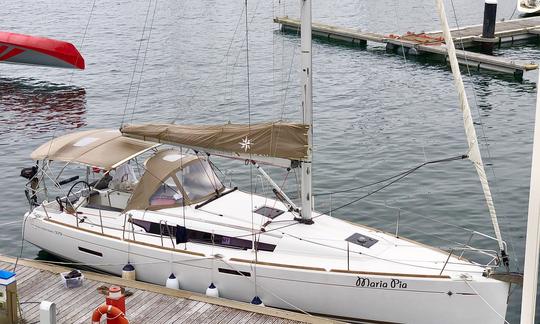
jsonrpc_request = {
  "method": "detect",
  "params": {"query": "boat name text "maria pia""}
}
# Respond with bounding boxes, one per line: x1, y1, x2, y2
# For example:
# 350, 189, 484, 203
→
355, 277, 408, 289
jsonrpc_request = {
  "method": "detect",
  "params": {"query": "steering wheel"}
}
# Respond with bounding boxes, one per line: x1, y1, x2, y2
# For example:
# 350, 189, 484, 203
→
66, 180, 92, 207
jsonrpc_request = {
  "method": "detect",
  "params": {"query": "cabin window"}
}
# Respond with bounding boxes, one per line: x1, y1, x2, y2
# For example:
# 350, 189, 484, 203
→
131, 219, 177, 237
130, 219, 276, 252
177, 159, 223, 201
176, 226, 276, 252
149, 177, 183, 207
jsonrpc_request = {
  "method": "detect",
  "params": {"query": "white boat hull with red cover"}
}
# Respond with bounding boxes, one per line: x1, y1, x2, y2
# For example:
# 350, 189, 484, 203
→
0, 31, 84, 69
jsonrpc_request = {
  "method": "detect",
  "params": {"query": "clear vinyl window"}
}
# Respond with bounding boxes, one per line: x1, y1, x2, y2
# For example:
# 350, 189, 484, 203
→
148, 177, 183, 207
177, 159, 223, 201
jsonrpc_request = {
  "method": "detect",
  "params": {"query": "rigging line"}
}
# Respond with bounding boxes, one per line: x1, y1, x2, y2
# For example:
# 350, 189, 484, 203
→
69, 0, 97, 83
13, 213, 29, 273
282, 231, 486, 273
229, 162, 446, 239
130, 0, 159, 124
230, 156, 468, 240
227, 0, 264, 86
279, 8, 302, 121
448, 0, 520, 270
314, 154, 467, 196
508, 4, 517, 20
171, 4, 246, 124
225, 5, 247, 122
121, 0, 154, 127
436, 0, 506, 260
357, 198, 499, 240
462, 280, 511, 324
393, 0, 407, 62
448, 0, 495, 174
192, 152, 222, 193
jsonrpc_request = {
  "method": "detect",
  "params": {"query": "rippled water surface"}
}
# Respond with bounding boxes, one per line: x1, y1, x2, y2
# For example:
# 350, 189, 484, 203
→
0, 0, 538, 322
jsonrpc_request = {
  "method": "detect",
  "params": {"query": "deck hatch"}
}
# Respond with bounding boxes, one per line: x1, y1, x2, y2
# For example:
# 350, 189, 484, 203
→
346, 233, 378, 248
254, 206, 284, 219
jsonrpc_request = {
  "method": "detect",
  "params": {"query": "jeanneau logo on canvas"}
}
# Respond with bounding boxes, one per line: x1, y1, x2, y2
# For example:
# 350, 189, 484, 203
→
356, 276, 408, 289
239, 136, 254, 152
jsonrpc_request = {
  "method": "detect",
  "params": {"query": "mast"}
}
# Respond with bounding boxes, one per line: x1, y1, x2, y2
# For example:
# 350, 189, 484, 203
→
519, 68, 540, 324
435, 0, 506, 257
300, 0, 313, 223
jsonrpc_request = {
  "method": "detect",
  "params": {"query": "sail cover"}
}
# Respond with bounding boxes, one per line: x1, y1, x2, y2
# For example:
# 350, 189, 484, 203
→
0, 31, 84, 69
31, 129, 158, 170
435, 0, 505, 252
121, 122, 309, 161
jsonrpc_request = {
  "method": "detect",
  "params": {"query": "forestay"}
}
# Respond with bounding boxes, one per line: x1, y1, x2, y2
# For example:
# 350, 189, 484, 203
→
435, 0, 505, 253
121, 122, 309, 163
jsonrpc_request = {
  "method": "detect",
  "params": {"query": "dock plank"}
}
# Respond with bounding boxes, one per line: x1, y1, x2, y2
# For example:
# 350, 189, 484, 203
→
148, 296, 190, 324
0, 255, 336, 324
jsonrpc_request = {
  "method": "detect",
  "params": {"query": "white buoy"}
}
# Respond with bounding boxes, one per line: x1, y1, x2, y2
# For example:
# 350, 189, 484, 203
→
121, 263, 136, 281
251, 296, 264, 307
205, 282, 219, 297
165, 273, 180, 290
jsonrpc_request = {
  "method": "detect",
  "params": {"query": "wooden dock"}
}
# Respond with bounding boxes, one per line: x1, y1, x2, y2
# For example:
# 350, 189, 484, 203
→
0, 255, 336, 324
274, 16, 540, 78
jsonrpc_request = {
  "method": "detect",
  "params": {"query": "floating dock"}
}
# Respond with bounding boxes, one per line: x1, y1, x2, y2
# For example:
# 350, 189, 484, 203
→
274, 16, 540, 78
0, 255, 335, 324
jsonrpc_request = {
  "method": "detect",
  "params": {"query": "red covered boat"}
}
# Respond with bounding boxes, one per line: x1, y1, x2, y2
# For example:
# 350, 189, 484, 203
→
0, 31, 84, 69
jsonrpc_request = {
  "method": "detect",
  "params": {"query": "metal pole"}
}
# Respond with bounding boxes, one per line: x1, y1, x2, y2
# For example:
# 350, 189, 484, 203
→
347, 241, 350, 271
439, 249, 454, 276
520, 66, 540, 324
395, 210, 400, 238
458, 231, 474, 260
99, 209, 104, 234
300, 0, 313, 224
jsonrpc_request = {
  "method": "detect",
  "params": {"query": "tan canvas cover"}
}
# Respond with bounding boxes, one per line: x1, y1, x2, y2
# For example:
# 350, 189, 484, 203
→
121, 122, 309, 161
126, 149, 198, 211
31, 129, 157, 170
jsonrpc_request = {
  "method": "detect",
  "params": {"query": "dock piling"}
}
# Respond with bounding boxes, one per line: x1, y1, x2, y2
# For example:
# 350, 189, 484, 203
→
481, 0, 498, 53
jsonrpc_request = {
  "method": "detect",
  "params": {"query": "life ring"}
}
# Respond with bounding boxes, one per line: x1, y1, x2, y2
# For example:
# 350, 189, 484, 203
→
91, 304, 129, 324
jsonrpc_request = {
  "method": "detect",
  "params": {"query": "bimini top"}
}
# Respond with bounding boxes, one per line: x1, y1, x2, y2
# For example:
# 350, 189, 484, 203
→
126, 149, 223, 211
31, 129, 158, 170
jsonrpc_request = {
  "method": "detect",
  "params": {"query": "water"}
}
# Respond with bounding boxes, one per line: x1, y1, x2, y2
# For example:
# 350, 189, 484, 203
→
0, 0, 537, 322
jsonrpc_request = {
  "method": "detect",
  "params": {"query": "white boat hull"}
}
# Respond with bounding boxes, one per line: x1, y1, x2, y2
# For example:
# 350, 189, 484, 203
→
25, 213, 509, 324
518, 0, 540, 14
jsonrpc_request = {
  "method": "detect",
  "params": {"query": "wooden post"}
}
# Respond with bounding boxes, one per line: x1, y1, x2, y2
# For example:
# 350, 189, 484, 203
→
481, 0, 498, 53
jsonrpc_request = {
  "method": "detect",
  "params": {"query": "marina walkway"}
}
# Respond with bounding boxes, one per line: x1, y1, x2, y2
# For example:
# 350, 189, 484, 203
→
274, 16, 540, 78
0, 255, 335, 324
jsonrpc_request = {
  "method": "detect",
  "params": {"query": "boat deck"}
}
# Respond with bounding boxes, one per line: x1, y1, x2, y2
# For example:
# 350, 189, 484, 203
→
0, 255, 334, 324
274, 15, 540, 78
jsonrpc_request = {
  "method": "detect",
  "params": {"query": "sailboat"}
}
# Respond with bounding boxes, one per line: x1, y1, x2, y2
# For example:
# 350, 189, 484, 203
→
19, 1, 516, 323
